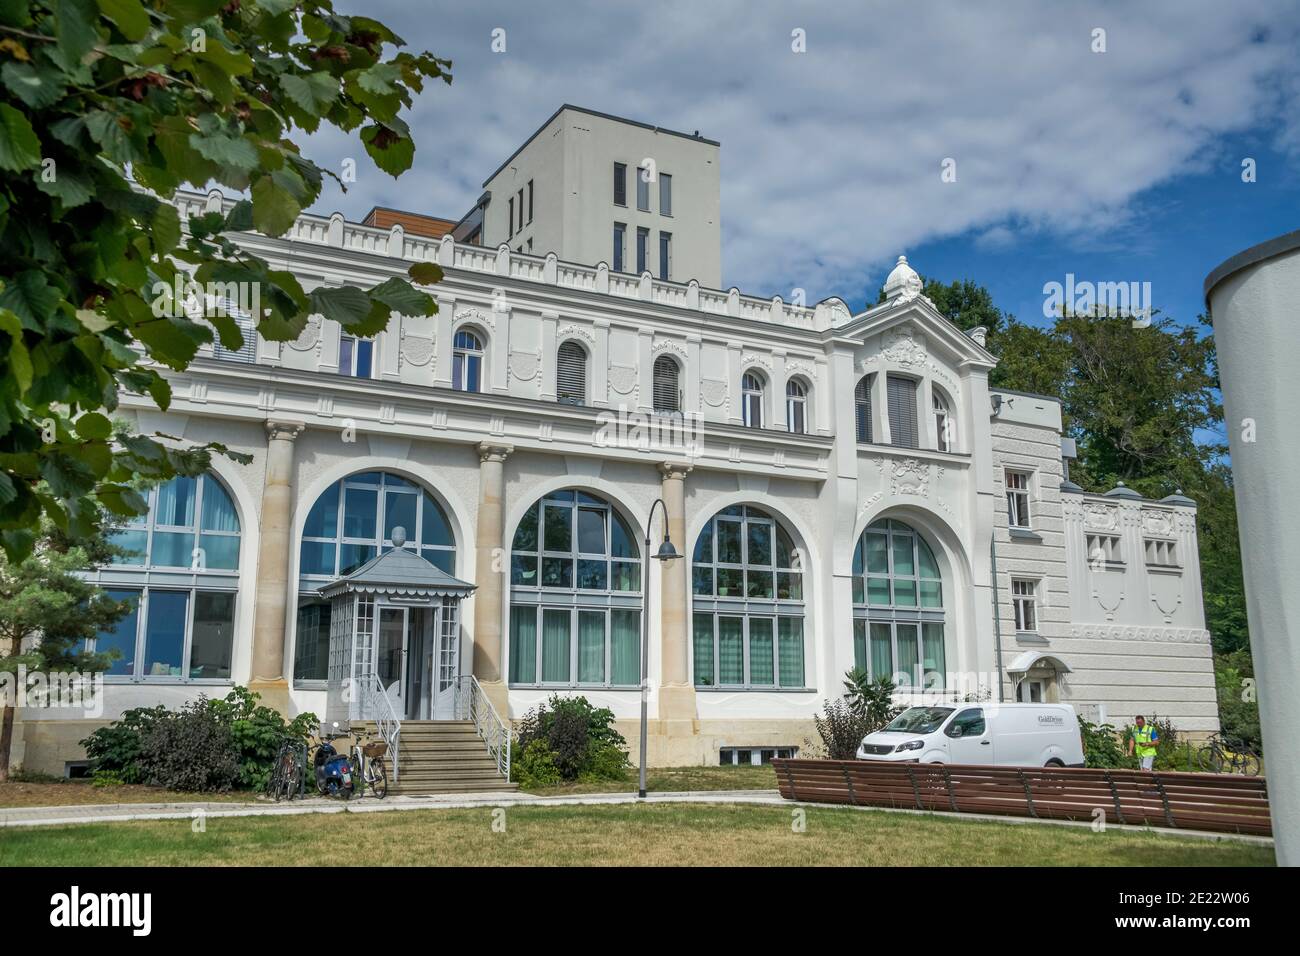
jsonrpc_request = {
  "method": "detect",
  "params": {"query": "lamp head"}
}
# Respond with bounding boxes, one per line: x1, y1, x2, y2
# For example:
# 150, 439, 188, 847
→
654, 538, 680, 561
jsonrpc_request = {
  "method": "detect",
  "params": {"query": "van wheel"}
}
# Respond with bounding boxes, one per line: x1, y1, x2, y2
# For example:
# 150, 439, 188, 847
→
1045, 759, 1065, 768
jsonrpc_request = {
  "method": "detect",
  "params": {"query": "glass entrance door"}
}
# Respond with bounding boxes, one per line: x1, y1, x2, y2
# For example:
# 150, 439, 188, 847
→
377, 606, 408, 719
432, 602, 460, 719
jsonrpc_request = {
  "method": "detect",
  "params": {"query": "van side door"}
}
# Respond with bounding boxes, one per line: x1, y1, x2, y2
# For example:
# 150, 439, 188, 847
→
944, 708, 992, 764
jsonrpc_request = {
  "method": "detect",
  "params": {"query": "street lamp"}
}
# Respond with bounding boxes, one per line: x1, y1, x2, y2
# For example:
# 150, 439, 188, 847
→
639, 497, 680, 799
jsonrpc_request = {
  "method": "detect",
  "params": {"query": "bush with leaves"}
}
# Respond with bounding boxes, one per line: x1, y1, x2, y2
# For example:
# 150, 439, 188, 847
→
512, 694, 629, 784
842, 668, 903, 730
512, 739, 561, 790
80, 703, 167, 783
1078, 715, 1126, 769
135, 697, 240, 792
813, 697, 874, 760
208, 685, 317, 790
0, 1, 451, 563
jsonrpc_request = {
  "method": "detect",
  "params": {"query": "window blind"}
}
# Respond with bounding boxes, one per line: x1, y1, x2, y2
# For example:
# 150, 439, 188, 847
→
653, 356, 680, 412
887, 375, 919, 447
855, 377, 873, 442
556, 341, 586, 405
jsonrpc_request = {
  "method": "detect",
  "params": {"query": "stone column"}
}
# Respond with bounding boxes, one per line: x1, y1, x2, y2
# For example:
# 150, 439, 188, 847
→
472, 442, 513, 714
655, 461, 698, 753
249, 420, 305, 713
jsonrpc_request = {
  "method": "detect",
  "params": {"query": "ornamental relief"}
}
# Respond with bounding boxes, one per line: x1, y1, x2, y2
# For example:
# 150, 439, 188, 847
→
1068, 625, 1209, 645
785, 360, 816, 380
607, 364, 637, 396
508, 348, 542, 382
881, 327, 928, 369
651, 339, 687, 361
741, 352, 773, 373
700, 378, 728, 407
876, 457, 932, 497
1142, 510, 1175, 536
399, 331, 435, 368
1083, 503, 1119, 531
289, 314, 322, 352
454, 306, 495, 331
557, 324, 596, 347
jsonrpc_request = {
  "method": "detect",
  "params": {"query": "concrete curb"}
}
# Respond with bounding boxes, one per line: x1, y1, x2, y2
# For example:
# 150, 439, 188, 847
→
0, 790, 1274, 847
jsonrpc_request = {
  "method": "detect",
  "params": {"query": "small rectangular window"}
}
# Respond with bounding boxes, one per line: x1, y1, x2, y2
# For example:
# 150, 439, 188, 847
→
1086, 533, 1123, 567
636, 227, 648, 274
636, 165, 650, 211
1012, 579, 1037, 632
507, 197, 515, 238
1005, 470, 1032, 528
339, 334, 373, 378
660, 173, 672, 216
613, 162, 627, 206
613, 222, 625, 272
1144, 538, 1180, 568
658, 231, 671, 280
516, 188, 524, 231
527, 179, 534, 223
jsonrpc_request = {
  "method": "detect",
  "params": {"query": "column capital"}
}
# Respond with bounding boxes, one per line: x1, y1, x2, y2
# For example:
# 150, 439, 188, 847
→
265, 420, 306, 442
478, 441, 514, 464
659, 460, 693, 481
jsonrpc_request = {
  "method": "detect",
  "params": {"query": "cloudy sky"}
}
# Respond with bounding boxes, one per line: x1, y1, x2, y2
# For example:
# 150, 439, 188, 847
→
304, 0, 1300, 328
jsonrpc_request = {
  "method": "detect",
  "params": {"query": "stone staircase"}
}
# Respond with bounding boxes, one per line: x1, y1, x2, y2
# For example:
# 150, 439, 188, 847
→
360, 720, 517, 795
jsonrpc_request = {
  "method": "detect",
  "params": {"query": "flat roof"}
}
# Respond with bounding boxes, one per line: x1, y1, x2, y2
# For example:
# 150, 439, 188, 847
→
482, 104, 720, 187
1204, 228, 1300, 311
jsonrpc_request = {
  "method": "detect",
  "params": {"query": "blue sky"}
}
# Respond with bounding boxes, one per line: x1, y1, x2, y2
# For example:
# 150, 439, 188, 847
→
304, 0, 1300, 332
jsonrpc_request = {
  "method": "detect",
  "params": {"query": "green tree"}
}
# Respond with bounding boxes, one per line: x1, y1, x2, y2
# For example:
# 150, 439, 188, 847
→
0, 510, 129, 779
0, 0, 450, 562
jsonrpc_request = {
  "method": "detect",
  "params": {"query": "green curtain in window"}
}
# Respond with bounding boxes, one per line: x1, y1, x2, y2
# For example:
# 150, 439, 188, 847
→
611, 609, 640, 686
693, 613, 714, 686
778, 617, 804, 687
853, 619, 867, 672
896, 623, 919, 688
718, 615, 744, 684
577, 610, 605, 684
869, 621, 893, 680
749, 618, 774, 686
922, 622, 946, 688
541, 608, 570, 683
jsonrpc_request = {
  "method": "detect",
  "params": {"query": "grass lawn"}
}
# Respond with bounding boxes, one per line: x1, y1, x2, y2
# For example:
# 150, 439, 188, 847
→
0, 803, 1274, 867
0, 780, 254, 809
522, 763, 778, 795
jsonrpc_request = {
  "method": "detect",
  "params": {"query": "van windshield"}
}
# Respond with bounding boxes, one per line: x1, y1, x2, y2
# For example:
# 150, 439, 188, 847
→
883, 707, 955, 735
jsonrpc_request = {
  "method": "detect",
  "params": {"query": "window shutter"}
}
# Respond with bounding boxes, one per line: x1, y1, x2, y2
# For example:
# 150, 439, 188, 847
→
653, 356, 680, 412
212, 302, 256, 363
887, 376, 918, 448
855, 377, 873, 442
557, 342, 586, 405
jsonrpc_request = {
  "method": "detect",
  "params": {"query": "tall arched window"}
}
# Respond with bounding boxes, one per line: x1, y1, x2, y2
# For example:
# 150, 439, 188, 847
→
452, 328, 484, 392
556, 340, 588, 406
692, 505, 805, 689
93, 474, 241, 681
508, 490, 642, 687
742, 372, 765, 428
851, 519, 945, 690
933, 390, 953, 452
855, 375, 873, 443
785, 378, 808, 434
653, 354, 681, 414
293, 471, 457, 682
886, 374, 919, 447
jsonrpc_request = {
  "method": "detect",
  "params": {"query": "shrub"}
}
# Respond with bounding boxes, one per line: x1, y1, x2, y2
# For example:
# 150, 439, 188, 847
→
513, 739, 562, 789
210, 687, 318, 791
814, 697, 874, 760
842, 669, 902, 732
90, 769, 127, 788
1078, 715, 1126, 768
1121, 714, 1188, 771
137, 699, 241, 792
80, 705, 168, 784
512, 694, 630, 782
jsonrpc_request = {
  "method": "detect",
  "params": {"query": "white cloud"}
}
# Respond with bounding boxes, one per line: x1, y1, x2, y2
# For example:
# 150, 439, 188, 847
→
302, 0, 1300, 303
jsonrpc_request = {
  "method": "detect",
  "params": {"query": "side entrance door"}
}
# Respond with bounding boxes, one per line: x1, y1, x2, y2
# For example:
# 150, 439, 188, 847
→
377, 606, 409, 720
431, 603, 460, 720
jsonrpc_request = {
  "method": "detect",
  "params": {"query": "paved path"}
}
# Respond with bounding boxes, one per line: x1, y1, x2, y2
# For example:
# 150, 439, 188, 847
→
0, 789, 1273, 846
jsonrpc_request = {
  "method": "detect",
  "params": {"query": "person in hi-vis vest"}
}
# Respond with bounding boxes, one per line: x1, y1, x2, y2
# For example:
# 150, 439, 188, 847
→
1128, 715, 1159, 771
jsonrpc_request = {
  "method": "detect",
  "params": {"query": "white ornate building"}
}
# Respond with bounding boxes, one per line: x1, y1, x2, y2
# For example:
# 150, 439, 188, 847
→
13, 113, 1218, 774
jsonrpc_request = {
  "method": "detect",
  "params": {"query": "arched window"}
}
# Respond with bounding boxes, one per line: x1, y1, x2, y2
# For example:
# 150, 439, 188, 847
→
742, 372, 764, 428
452, 329, 484, 392
855, 375, 873, 443
652, 354, 681, 414
93, 474, 241, 681
293, 471, 457, 683
933, 390, 953, 452
556, 340, 588, 406
508, 490, 642, 688
785, 378, 808, 434
692, 505, 805, 689
851, 519, 945, 690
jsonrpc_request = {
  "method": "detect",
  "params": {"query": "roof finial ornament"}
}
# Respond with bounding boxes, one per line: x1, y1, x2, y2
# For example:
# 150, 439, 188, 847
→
392, 527, 407, 549
883, 255, 923, 302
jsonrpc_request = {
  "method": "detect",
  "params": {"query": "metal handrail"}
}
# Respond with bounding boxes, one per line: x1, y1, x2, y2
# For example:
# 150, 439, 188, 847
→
454, 675, 512, 781
361, 673, 402, 783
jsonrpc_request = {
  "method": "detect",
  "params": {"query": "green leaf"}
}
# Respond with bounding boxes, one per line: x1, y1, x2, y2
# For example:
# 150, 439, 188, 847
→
408, 261, 444, 285
35, 165, 95, 209
97, 482, 149, 517
96, 0, 150, 41
357, 62, 401, 96
0, 271, 63, 329
0, 103, 41, 171
152, 202, 181, 254
280, 72, 338, 116
55, 0, 100, 68
189, 130, 258, 171
251, 174, 300, 237
85, 110, 139, 165
368, 276, 434, 316
1, 60, 67, 109
74, 412, 113, 440
166, 0, 226, 20
309, 286, 373, 331
360, 124, 414, 177
0, 308, 32, 394
132, 316, 209, 368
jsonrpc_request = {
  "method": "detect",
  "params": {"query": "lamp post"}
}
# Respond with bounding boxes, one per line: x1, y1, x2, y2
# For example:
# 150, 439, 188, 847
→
639, 497, 681, 799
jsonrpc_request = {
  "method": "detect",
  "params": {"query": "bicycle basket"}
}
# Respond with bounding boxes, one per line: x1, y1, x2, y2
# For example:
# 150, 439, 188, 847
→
362, 741, 388, 759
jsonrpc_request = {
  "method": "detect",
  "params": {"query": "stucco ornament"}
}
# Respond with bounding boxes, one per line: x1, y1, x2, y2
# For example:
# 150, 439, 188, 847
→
882, 255, 924, 302
1083, 503, 1119, 531
879, 457, 931, 496
607, 364, 637, 395
880, 327, 928, 369
700, 378, 728, 407
400, 332, 435, 367
1142, 510, 1175, 536
290, 314, 322, 352
509, 349, 542, 382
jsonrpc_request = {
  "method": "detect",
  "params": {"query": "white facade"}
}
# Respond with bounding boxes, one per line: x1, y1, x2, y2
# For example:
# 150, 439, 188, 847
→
463, 106, 722, 288
13, 188, 1218, 774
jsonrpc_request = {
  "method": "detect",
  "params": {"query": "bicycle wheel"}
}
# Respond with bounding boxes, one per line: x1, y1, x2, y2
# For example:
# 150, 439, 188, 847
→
367, 758, 388, 800
1236, 752, 1261, 776
1196, 745, 1224, 774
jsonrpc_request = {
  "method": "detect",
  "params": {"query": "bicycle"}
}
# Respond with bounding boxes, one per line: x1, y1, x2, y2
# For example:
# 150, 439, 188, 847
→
268, 737, 306, 801
348, 728, 389, 800
1195, 732, 1261, 776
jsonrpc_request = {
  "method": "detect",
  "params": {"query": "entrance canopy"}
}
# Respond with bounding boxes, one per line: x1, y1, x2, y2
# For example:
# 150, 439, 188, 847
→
1006, 651, 1072, 675
317, 540, 475, 602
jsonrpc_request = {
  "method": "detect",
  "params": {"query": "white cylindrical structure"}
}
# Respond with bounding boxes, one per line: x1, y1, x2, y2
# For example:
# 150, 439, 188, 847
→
1205, 229, 1300, 867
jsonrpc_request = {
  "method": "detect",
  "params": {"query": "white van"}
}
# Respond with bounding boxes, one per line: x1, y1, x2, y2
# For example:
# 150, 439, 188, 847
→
856, 702, 1085, 767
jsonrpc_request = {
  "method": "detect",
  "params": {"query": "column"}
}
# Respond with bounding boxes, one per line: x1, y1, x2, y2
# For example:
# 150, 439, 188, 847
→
472, 442, 513, 713
656, 461, 697, 732
249, 420, 305, 713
